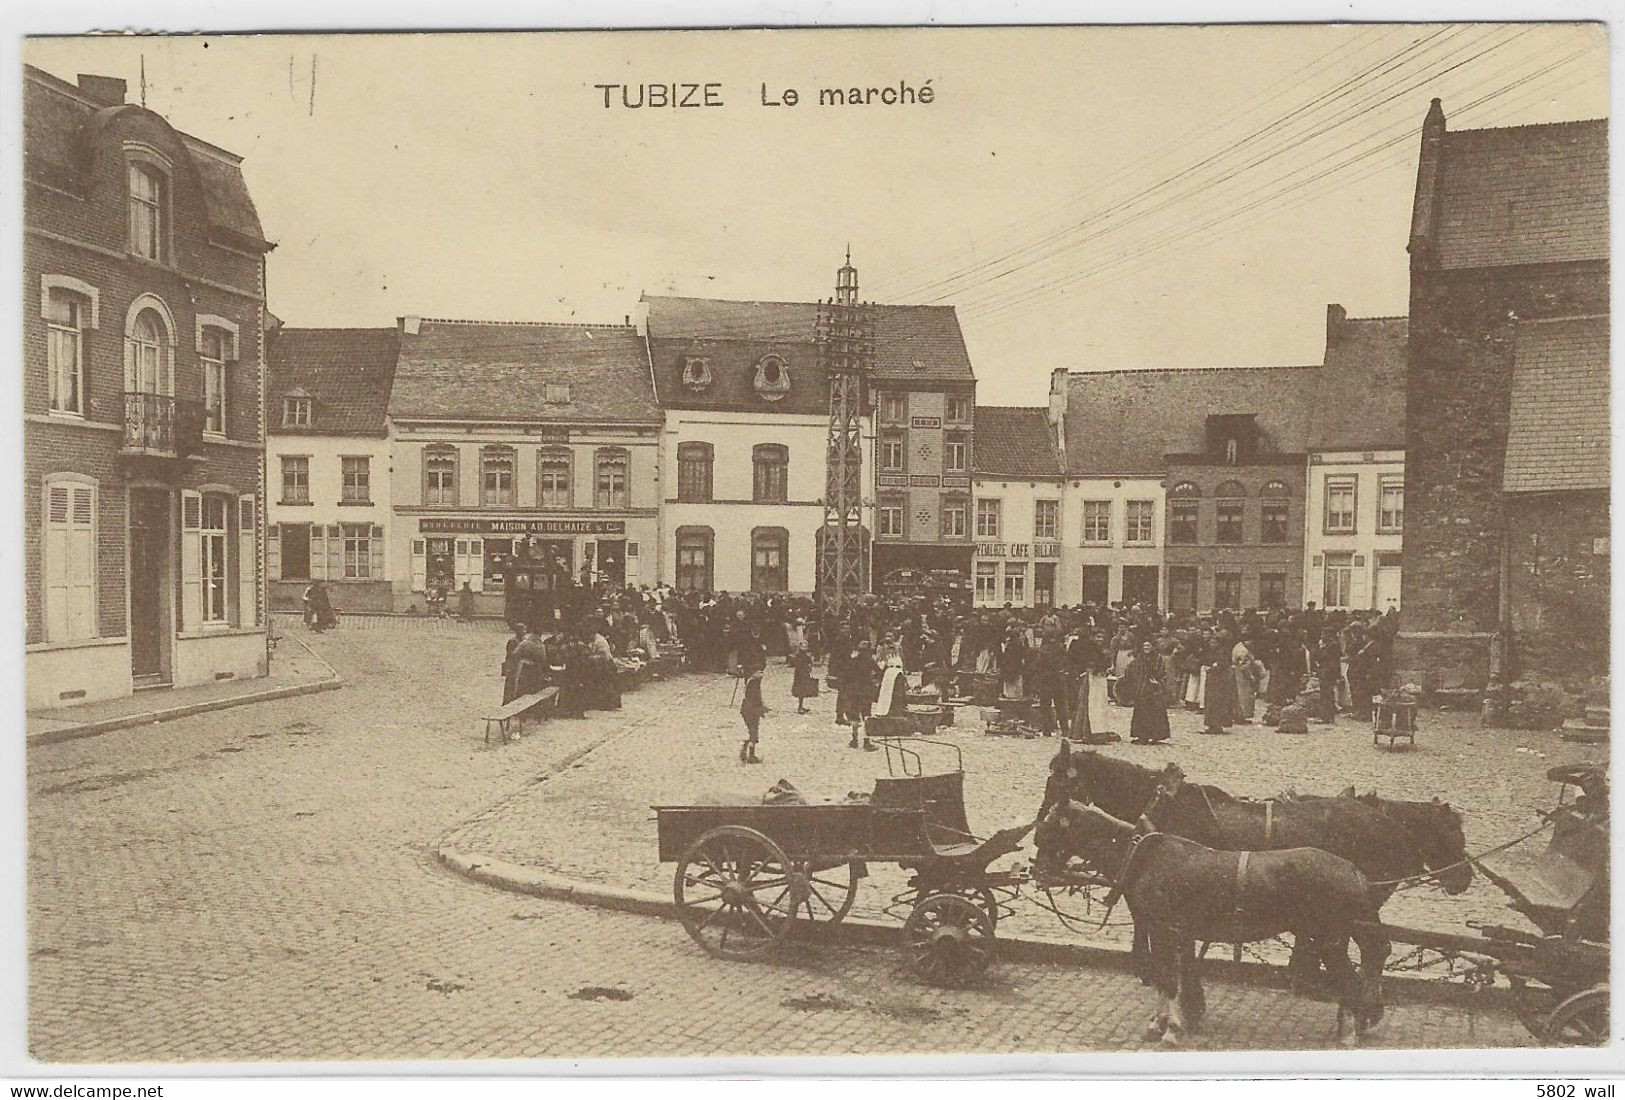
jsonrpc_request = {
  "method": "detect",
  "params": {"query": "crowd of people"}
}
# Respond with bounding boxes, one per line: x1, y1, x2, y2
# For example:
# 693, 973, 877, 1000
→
495, 580, 1405, 757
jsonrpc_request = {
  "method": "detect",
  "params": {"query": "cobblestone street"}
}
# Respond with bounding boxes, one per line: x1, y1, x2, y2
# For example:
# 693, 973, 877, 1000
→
28, 616, 1554, 1063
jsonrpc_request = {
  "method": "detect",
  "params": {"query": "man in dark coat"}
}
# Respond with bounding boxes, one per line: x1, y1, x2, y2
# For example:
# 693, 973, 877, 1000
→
842, 640, 882, 750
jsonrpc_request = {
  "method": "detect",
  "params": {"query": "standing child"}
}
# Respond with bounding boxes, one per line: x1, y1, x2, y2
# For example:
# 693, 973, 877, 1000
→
740, 667, 767, 764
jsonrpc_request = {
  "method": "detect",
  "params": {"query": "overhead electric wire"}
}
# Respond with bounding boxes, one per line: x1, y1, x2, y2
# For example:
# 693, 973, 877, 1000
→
883, 24, 1471, 304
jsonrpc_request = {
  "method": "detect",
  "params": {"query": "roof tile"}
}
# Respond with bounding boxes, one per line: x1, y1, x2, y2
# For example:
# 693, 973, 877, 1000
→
389, 320, 659, 423
1503, 315, 1609, 493
973, 407, 1062, 478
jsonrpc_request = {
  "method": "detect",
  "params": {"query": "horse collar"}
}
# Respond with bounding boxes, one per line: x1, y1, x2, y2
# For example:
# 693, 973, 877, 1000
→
1103, 830, 1158, 908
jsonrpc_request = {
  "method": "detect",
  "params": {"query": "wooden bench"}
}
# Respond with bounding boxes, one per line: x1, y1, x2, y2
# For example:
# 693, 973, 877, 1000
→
483, 687, 560, 743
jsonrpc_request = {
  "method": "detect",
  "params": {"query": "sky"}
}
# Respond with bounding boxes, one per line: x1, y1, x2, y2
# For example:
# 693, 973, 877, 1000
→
25, 25, 1609, 405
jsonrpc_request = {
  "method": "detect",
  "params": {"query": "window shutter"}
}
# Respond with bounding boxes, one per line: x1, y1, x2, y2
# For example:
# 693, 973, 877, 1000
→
1351, 564, 1368, 605
310, 525, 327, 580
411, 538, 426, 592
625, 540, 640, 587
327, 525, 343, 580
370, 525, 385, 580
237, 494, 257, 627
180, 490, 203, 632
266, 524, 281, 581
468, 537, 484, 592
44, 485, 71, 641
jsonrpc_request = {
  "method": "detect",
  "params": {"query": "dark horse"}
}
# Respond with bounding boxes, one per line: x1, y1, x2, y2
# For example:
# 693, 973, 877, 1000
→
1036, 800, 1390, 1046
1038, 742, 1472, 981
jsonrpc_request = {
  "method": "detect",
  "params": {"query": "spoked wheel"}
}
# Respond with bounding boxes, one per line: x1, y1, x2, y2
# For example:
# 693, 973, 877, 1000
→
1544, 985, 1610, 1046
673, 825, 797, 960
946, 885, 1001, 930
790, 861, 860, 926
902, 892, 996, 985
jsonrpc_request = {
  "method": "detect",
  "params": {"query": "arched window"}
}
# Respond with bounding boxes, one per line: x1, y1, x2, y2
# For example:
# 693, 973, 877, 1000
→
677, 441, 713, 502
751, 527, 789, 593
128, 308, 171, 394
675, 526, 713, 593
1215, 480, 1246, 545
424, 445, 459, 505
538, 447, 573, 509
753, 443, 788, 503
595, 448, 629, 509
481, 445, 516, 507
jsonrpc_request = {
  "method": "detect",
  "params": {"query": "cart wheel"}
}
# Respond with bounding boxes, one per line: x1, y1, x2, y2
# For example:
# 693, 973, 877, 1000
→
674, 825, 797, 960
1544, 985, 1610, 1046
791, 861, 860, 926
903, 893, 996, 985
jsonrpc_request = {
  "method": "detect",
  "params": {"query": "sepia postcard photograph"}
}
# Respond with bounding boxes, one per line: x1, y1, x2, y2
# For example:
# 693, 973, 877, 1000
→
9, 11, 1618, 1078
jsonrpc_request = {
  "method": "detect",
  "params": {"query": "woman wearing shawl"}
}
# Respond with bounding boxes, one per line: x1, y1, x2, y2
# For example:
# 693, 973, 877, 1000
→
1121, 641, 1171, 744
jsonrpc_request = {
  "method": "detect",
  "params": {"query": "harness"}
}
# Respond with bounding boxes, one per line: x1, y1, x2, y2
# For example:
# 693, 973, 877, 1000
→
1233, 850, 1251, 926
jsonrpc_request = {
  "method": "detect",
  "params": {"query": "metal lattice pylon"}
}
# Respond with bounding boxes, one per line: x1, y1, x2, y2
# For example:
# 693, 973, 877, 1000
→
816, 252, 872, 611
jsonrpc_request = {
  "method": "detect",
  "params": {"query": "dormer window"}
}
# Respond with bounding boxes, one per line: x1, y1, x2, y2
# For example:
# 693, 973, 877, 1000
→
752, 354, 790, 402
681, 356, 713, 391
545, 383, 572, 404
283, 396, 312, 428
128, 161, 168, 261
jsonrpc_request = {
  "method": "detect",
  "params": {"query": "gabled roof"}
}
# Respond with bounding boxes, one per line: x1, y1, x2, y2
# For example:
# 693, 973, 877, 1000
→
1309, 315, 1408, 450
1503, 315, 1609, 493
389, 319, 660, 423
267, 328, 400, 436
1060, 364, 1320, 477
642, 295, 975, 412
1435, 118, 1608, 270
973, 407, 1062, 478
24, 64, 268, 250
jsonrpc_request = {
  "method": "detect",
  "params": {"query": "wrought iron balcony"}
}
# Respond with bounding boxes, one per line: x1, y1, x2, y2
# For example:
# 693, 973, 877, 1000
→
122, 392, 205, 459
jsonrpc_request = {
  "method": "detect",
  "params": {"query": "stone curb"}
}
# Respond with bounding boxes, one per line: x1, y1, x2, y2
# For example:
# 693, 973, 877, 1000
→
435, 846, 1511, 1011
26, 637, 344, 748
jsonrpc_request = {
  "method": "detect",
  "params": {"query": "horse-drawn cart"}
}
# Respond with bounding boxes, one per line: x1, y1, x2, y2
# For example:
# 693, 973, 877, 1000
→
653, 738, 1029, 984
1336, 763, 1610, 1045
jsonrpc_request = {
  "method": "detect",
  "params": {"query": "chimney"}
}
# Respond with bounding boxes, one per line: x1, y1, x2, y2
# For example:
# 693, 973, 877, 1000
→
632, 300, 650, 337
77, 74, 127, 107
1325, 303, 1347, 349
1047, 368, 1069, 466
401, 316, 421, 336
1407, 98, 1448, 267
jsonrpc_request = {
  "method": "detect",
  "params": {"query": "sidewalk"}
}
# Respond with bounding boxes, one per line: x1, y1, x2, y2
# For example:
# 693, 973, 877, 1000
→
26, 629, 342, 746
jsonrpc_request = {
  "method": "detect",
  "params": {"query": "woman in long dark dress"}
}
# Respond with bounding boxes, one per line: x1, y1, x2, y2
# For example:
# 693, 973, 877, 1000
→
1121, 641, 1171, 744
790, 643, 818, 713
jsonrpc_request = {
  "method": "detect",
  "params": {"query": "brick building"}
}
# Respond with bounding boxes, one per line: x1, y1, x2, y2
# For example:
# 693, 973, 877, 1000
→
868, 306, 979, 593
1050, 362, 1319, 612
265, 326, 400, 612
24, 66, 272, 709
1047, 304, 1406, 614
386, 318, 662, 616
1397, 100, 1609, 692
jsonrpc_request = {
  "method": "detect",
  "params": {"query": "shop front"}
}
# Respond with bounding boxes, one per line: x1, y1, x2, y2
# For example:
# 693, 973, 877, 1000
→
396, 515, 655, 616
